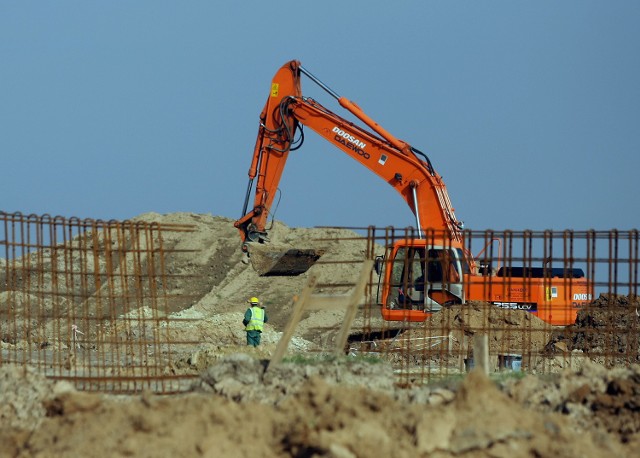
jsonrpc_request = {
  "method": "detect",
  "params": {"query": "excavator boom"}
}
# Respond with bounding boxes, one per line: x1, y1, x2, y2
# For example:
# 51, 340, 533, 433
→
235, 60, 462, 276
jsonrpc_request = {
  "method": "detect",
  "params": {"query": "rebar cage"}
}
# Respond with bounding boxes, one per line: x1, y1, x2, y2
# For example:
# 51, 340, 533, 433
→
1, 212, 638, 392
0, 211, 201, 393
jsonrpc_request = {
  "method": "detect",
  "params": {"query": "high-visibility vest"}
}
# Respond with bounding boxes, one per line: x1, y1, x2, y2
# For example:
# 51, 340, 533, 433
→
245, 306, 265, 331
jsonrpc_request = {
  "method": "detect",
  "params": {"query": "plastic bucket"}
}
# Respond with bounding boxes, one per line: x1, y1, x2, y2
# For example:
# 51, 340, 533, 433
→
464, 358, 474, 372
498, 354, 522, 372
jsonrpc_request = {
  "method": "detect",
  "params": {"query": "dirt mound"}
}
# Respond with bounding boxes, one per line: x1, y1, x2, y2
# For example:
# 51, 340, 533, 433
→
503, 360, 640, 446
424, 301, 555, 353
0, 365, 70, 430
1, 358, 637, 457
545, 294, 640, 367
131, 213, 373, 335
572, 295, 640, 357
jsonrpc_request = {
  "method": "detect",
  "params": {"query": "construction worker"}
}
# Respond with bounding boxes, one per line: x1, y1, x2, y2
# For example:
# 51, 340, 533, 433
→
243, 297, 268, 347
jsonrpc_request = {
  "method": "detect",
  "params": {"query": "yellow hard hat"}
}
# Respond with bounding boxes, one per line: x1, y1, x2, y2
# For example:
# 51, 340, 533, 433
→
248, 297, 260, 305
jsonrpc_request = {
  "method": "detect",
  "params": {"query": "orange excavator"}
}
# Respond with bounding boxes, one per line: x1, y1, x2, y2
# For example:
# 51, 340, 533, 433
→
235, 60, 592, 325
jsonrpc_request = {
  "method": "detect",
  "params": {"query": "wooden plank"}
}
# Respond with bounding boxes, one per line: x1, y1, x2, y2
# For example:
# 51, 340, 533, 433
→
473, 333, 490, 375
268, 275, 318, 369
268, 259, 374, 367
305, 294, 352, 310
333, 260, 374, 356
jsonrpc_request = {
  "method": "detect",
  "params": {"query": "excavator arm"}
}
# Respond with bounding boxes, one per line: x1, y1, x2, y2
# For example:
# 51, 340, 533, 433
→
235, 61, 302, 245
235, 60, 462, 269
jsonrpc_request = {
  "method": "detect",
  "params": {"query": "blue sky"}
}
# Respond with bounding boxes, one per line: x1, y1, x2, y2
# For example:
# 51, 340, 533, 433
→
1, 1, 639, 232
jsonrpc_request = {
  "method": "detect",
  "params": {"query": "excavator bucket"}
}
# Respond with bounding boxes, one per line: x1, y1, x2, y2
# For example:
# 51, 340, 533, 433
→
248, 244, 324, 276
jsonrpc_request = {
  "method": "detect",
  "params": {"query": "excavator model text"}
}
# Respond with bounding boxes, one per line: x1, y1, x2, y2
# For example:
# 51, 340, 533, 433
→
235, 60, 592, 325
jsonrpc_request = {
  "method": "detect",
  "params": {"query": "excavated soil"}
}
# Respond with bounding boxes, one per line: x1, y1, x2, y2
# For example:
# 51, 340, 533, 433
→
1, 212, 639, 457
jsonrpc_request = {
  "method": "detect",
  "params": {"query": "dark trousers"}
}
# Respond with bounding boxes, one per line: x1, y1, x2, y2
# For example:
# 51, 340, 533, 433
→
246, 330, 262, 347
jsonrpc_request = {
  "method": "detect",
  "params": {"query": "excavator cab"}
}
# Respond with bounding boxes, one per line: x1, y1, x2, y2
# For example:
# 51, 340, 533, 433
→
378, 241, 469, 319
